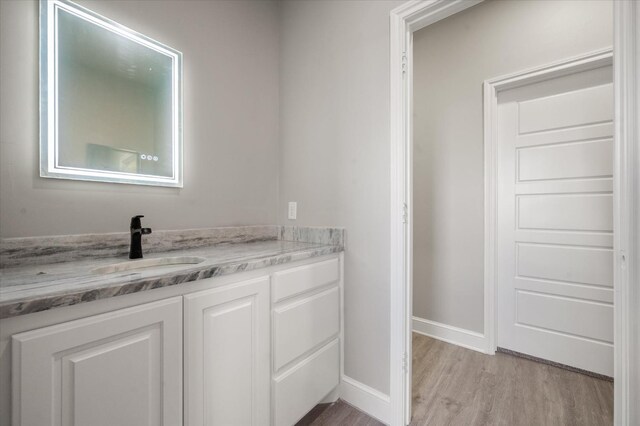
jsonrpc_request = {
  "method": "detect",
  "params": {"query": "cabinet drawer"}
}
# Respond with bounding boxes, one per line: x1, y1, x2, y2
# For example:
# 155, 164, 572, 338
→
272, 258, 339, 303
273, 339, 340, 426
274, 286, 339, 371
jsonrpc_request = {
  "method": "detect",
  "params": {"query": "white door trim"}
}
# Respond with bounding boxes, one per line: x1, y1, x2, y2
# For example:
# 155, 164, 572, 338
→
389, 2, 483, 425
613, 2, 639, 424
389, 1, 639, 425
483, 47, 614, 358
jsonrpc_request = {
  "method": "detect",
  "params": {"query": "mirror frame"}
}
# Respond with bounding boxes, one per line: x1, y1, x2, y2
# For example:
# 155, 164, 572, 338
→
39, 0, 183, 187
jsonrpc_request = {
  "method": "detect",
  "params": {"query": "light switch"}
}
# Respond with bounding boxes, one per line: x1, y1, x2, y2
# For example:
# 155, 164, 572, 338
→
288, 202, 297, 220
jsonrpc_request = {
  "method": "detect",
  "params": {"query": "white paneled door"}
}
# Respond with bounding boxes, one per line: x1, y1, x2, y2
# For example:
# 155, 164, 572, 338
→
497, 75, 614, 377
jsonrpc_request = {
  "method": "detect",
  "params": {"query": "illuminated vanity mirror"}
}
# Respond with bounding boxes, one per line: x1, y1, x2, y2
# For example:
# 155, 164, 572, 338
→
40, 0, 183, 187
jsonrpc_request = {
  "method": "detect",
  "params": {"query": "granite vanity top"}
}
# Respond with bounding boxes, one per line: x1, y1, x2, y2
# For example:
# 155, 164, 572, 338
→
0, 226, 344, 319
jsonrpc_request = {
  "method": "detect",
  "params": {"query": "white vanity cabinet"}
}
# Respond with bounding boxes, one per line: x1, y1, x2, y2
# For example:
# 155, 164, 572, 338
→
8, 254, 342, 426
11, 297, 183, 426
184, 276, 271, 426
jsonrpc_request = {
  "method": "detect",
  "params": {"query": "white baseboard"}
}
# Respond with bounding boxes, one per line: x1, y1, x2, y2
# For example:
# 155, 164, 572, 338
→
339, 375, 391, 425
412, 316, 488, 354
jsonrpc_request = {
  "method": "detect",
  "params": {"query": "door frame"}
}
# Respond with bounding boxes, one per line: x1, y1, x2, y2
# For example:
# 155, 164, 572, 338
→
389, 1, 640, 425
484, 47, 614, 357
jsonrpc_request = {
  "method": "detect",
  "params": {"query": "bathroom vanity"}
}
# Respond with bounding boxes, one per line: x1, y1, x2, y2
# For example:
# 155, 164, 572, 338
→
0, 226, 344, 426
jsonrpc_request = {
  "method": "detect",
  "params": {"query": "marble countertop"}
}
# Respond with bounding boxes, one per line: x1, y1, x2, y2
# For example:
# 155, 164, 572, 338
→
0, 240, 342, 319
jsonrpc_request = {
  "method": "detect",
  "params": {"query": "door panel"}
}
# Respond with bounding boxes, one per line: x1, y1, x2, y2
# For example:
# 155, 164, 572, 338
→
516, 291, 613, 342
517, 138, 613, 181
518, 194, 613, 231
204, 298, 255, 426
517, 121, 613, 147
518, 84, 613, 133
184, 276, 270, 426
12, 297, 182, 426
517, 243, 613, 287
497, 74, 614, 376
514, 277, 613, 303
64, 330, 158, 426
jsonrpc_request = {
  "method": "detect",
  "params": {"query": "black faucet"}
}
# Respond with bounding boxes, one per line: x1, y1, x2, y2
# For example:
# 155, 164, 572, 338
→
129, 215, 152, 259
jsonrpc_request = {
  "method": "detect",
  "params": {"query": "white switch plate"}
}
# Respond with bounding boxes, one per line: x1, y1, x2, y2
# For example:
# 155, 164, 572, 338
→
288, 202, 297, 220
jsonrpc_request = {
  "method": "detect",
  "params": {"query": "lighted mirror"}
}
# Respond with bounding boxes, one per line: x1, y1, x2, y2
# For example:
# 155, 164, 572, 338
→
40, 0, 183, 187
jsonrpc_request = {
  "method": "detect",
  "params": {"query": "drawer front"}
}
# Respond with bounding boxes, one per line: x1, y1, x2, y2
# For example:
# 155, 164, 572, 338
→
272, 257, 339, 303
274, 286, 339, 371
273, 339, 340, 426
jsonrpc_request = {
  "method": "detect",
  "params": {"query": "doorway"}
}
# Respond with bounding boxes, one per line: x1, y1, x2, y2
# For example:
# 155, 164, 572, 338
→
411, 0, 615, 421
388, 0, 638, 425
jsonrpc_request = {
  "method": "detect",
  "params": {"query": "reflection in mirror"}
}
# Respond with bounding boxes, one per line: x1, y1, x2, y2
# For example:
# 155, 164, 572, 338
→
40, 0, 183, 187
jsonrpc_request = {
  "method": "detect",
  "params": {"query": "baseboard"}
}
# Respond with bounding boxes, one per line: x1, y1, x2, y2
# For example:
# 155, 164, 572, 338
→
412, 316, 487, 354
496, 347, 614, 381
339, 375, 391, 425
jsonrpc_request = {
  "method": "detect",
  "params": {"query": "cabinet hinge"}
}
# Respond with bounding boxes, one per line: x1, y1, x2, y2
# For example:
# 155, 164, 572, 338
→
401, 53, 408, 77
402, 351, 408, 373
402, 202, 408, 224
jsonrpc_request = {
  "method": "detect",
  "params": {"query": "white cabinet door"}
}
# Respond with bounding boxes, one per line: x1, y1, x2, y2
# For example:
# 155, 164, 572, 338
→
497, 78, 614, 376
184, 276, 270, 426
12, 297, 182, 426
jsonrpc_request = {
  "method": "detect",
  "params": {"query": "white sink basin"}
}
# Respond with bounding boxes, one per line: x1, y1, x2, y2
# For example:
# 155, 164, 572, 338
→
92, 256, 206, 275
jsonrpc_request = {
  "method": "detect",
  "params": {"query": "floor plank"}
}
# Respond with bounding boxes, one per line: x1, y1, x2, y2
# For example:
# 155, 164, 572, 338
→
297, 403, 333, 426
305, 400, 384, 426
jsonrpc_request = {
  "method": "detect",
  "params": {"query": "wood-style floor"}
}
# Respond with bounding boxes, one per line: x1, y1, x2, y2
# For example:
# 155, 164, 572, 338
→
301, 333, 613, 425
298, 400, 385, 426
410, 333, 613, 426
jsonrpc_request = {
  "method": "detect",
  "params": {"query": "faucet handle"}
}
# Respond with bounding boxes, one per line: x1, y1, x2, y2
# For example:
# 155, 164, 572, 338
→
130, 215, 145, 229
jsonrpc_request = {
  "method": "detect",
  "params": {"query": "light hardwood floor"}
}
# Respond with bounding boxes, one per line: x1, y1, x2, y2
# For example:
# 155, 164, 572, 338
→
298, 400, 384, 426
301, 333, 613, 425
410, 333, 613, 426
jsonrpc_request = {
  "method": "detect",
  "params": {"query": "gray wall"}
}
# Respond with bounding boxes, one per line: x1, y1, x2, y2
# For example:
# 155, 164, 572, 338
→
278, 0, 403, 395
412, 0, 613, 333
0, 0, 280, 237
1, 0, 401, 398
